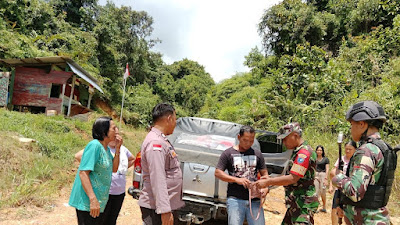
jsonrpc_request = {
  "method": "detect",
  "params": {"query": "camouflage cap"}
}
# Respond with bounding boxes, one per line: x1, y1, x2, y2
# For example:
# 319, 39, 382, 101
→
277, 122, 302, 139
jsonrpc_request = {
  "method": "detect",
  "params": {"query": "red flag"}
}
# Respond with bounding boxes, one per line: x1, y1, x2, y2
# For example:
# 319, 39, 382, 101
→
123, 63, 130, 80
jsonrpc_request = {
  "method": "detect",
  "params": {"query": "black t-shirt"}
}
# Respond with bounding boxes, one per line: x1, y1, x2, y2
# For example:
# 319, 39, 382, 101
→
216, 147, 266, 200
316, 157, 329, 172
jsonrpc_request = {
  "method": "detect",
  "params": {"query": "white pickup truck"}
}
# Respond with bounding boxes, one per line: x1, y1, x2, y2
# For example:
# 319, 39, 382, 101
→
128, 117, 292, 224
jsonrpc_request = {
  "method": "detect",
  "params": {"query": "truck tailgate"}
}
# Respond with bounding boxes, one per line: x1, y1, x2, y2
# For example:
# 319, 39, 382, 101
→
182, 162, 227, 202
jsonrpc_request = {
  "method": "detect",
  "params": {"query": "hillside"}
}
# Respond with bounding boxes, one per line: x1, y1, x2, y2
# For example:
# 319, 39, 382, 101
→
0, 108, 146, 210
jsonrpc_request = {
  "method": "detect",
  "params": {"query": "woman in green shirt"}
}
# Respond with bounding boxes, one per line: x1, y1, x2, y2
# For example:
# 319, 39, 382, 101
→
69, 117, 121, 225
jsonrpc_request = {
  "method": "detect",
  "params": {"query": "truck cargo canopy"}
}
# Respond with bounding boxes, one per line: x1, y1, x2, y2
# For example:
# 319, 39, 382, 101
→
168, 117, 262, 167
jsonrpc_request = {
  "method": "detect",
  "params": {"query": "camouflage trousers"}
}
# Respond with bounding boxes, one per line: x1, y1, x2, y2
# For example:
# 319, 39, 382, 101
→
281, 206, 315, 225
343, 205, 390, 225
281, 192, 318, 225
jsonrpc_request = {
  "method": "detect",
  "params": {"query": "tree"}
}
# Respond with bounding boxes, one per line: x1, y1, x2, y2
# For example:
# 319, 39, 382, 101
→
0, 0, 58, 35
92, 2, 161, 102
258, 0, 337, 55
0, 17, 51, 59
123, 83, 161, 126
50, 0, 98, 27
174, 74, 214, 115
165, 59, 215, 115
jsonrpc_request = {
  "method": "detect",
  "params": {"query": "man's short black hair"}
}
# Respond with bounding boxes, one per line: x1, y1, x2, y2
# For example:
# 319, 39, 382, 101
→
239, 125, 255, 136
152, 103, 175, 123
92, 116, 112, 141
366, 119, 384, 129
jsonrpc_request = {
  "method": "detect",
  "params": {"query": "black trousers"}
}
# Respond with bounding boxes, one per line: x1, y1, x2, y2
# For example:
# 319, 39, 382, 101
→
332, 190, 340, 209
102, 193, 125, 225
140, 207, 179, 225
76, 209, 105, 225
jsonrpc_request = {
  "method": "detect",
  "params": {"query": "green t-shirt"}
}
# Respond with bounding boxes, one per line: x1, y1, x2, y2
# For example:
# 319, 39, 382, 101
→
69, 139, 113, 212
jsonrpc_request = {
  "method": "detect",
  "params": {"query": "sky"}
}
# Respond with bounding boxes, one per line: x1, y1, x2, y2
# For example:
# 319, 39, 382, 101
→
99, 0, 282, 82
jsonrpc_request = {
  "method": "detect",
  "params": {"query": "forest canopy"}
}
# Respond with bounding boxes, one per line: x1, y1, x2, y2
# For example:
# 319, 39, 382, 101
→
200, 0, 400, 143
1, 0, 400, 142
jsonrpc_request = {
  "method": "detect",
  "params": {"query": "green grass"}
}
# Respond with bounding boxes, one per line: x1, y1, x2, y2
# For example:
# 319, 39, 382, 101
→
0, 108, 146, 209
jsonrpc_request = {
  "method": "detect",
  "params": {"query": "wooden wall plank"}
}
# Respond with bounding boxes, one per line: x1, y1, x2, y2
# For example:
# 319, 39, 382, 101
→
12, 67, 72, 112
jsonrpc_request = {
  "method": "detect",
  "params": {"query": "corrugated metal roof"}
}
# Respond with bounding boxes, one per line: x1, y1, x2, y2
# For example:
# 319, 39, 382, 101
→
0, 56, 103, 93
67, 62, 103, 93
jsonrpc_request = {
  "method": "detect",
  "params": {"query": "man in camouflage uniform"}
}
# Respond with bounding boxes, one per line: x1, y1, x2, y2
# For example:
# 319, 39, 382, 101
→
256, 122, 319, 225
332, 101, 391, 225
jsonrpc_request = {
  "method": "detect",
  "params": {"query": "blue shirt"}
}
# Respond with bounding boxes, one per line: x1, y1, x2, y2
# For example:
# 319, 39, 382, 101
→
69, 139, 113, 212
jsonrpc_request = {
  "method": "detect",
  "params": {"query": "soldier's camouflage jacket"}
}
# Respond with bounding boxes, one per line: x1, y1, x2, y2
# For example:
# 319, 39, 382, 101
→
283, 141, 319, 225
332, 132, 390, 225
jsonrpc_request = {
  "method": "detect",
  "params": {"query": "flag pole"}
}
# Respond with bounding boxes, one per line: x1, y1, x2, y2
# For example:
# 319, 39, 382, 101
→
119, 63, 129, 130
119, 77, 126, 130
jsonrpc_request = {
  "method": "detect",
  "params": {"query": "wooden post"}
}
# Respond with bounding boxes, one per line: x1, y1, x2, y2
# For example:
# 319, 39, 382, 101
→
60, 83, 66, 114
62, 63, 70, 115
67, 75, 76, 117
87, 85, 94, 109
87, 93, 93, 109
7, 70, 15, 110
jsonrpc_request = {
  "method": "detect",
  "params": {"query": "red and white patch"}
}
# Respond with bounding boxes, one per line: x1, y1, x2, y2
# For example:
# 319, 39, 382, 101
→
152, 144, 162, 151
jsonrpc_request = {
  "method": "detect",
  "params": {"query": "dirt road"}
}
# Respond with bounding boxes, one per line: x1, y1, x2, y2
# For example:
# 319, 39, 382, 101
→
0, 188, 329, 225
1, 170, 398, 224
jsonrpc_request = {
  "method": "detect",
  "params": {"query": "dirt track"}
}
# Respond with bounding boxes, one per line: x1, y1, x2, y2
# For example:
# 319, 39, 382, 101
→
1, 169, 398, 225
0, 187, 327, 225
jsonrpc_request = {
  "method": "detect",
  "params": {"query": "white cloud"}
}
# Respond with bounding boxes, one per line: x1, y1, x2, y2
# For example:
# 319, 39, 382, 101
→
99, 0, 281, 82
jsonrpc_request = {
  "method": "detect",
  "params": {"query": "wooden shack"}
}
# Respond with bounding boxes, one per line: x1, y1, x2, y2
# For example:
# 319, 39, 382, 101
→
0, 57, 103, 116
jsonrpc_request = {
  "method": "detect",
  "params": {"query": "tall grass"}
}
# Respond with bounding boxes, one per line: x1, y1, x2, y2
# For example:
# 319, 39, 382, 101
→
0, 109, 91, 158
0, 108, 146, 209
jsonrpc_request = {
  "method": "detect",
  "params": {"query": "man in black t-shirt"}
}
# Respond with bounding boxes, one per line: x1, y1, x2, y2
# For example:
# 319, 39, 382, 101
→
215, 126, 269, 225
